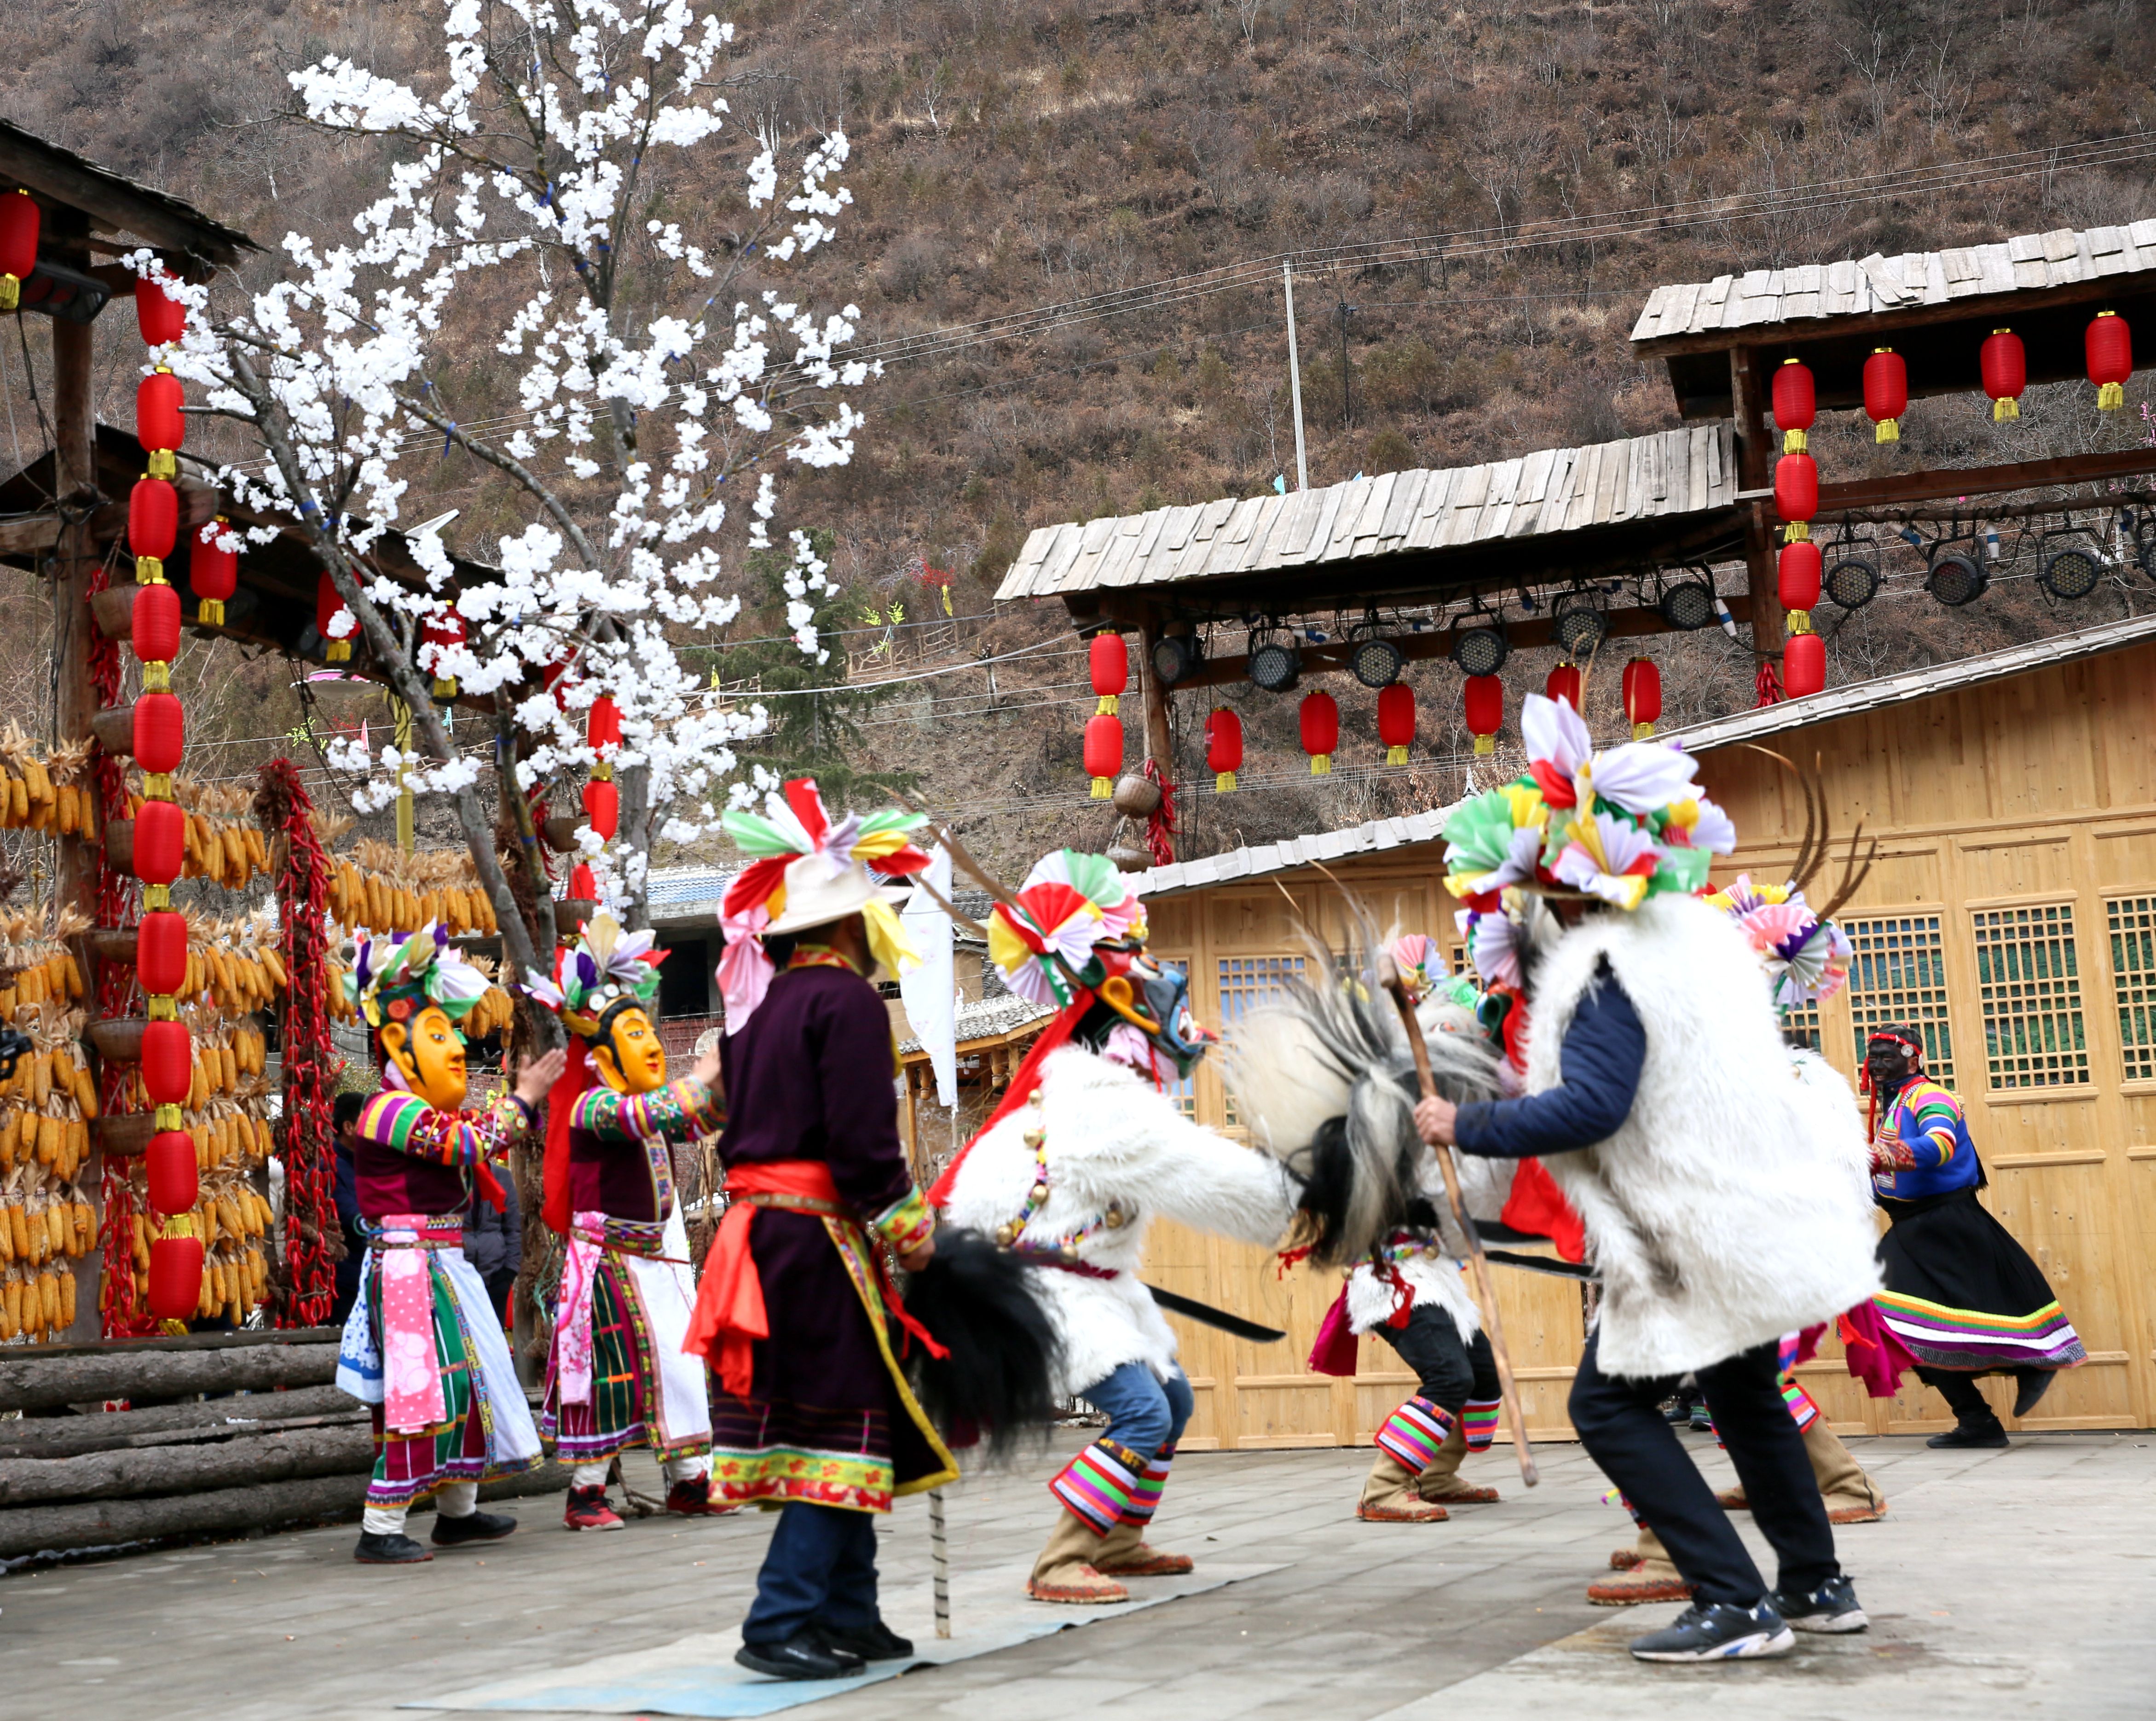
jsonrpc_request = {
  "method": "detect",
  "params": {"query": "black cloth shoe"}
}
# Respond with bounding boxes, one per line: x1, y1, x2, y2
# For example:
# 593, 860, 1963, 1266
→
1629, 1600, 1793, 1662
353, 1531, 432, 1565
2012, 1369, 2053, 1418
734, 1633, 865, 1682
432, 1508, 517, 1547
1928, 1419, 2010, 1449
1768, 1574, 1867, 1634
817, 1619, 915, 1661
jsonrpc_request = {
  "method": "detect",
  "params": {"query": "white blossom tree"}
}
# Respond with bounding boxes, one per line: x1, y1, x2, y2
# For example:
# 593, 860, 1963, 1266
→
147, 0, 875, 983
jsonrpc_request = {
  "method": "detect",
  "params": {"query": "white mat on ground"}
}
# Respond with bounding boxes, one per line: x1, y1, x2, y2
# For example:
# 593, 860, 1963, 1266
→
405, 1561, 1281, 1718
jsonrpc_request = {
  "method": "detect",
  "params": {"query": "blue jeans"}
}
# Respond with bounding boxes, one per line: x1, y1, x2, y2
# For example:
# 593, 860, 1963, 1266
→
741, 1502, 881, 1645
1081, 1362, 1193, 1457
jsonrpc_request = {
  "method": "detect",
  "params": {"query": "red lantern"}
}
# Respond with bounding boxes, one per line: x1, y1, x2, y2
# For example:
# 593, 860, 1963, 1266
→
1083, 712, 1123, 798
1771, 358, 1815, 453
130, 476, 178, 579
421, 611, 466, 698
147, 1233, 205, 1321
141, 1020, 194, 1107
317, 571, 354, 662
569, 862, 598, 901
1206, 707, 1243, 794
1777, 539, 1822, 622
1622, 657, 1662, 740
133, 798, 186, 886
137, 369, 185, 477
1088, 632, 1128, 715
137, 272, 186, 348
132, 580, 181, 667
191, 519, 238, 625
1377, 683, 1416, 765
1464, 675, 1503, 756
583, 776, 619, 840
145, 1131, 198, 1217
1299, 690, 1339, 776
1784, 631, 1826, 698
137, 909, 189, 997
2087, 310, 2132, 411
1981, 328, 2026, 422
587, 694, 622, 752
1544, 662, 1582, 714
1774, 452, 1818, 544
133, 691, 185, 777
1864, 348, 1907, 443
0, 189, 38, 313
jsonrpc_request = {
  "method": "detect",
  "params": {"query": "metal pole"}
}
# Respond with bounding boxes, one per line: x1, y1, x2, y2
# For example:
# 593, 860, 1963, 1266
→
929, 1488, 951, 1639
1283, 264, 1308, 493
1338, 300, 1354, 432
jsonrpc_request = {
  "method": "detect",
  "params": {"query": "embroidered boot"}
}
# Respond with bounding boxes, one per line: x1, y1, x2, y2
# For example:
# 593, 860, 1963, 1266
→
1415, 1417, 1501, 1505
1027, 1508, 1129, 1604
1361, 1396, 1453, 1521
1359, 1450, 1449, 1522
1587, 1526, 1695, 1605
1094, 1518, 1194, 1576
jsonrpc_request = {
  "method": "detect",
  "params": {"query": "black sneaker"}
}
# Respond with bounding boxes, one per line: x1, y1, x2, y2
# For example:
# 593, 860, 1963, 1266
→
353, 1530, 432, 1565
735, 1632, 865, 1681
817, 1618, 915, 1661
1768, 1574, 1867, 1634
1629, 1599, 1793, 1662
432, 1508, 517, 1547
1927, 1420, 2009, 1449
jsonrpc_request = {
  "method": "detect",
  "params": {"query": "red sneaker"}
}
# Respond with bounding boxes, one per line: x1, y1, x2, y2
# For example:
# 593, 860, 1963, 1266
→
564, 1484, 624, 1531
665, 1478, 736, 1517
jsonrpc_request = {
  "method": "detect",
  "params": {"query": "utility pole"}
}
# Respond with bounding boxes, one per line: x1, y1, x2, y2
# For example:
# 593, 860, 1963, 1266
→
1282, 263, 1309, 492
1337, 298, 1356, 431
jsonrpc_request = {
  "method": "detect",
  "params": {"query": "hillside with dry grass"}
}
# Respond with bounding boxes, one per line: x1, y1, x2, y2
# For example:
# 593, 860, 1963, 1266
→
4, 0, 2155, 874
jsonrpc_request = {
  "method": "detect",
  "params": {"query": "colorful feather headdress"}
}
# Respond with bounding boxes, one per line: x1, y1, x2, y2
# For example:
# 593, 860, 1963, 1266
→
1705, 874, 1853, 1010
717, 777, 932, 1031
985, 849, 1147, 1007
1442, 693, 1737, 913
346, 922, 489, 1034
524, 911, 665, 1040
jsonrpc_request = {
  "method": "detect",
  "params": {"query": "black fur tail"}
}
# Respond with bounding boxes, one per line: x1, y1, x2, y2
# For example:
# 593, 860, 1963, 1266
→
901, 1226, 1065, 1458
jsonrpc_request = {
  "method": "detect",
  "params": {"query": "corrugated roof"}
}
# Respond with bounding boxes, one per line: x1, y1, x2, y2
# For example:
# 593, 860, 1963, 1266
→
994, 425, 1734, 603
1631, 219, 2156, 348
1132, 806, 1459, 898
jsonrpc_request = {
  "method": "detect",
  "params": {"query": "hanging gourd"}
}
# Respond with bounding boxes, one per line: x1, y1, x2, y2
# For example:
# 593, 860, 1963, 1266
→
191, 518, 238, 625
145, 1132, 198, 1217
1377, 683, 1416, 765
147, 1231, 205, 1321
1864, 347, 1907, 442
2087, 310, 2132, 411
1774, 452, 1818, 543
1205, 707, 1242, 793
1299, 690, 1338, 776
1980, 328, 2025, 422
129, 477, 178, 583
137, 272, 187, 348
1771, 358, 1815, 453
317, 571, 354, 662
0, 189, 38, 314
1463, 674, 1503, 755
1784, 631, 1826, 698
136, 910, 189, 1000
1544, 661, 1582, 713
422, 611, 466, 697
137, 368, 185, 479
583, 776, 619, 841
1622, 657, 1661, 740
1083, 712, 1123, 798
1778, 539, 1822, 633
1089, 632, 1127, 715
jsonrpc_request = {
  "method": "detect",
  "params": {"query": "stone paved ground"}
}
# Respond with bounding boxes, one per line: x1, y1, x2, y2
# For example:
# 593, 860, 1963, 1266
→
3, 1429, 2152, 1719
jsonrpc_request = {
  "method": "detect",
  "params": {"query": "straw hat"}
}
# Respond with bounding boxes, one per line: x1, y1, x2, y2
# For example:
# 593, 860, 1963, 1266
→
762, 849, 908, 938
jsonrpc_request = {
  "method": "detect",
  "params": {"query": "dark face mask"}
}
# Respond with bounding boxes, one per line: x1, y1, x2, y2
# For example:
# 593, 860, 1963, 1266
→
1866, 1045, 1913, 1093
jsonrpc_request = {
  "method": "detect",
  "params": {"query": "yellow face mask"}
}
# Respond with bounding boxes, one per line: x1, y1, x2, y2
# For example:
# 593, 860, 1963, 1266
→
381, 1003, 468, 1111
592, 1005, 667, 1095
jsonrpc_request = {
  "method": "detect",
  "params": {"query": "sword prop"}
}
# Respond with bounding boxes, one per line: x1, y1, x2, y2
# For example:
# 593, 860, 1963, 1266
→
1144, 1282, 1287, 1343
1379, 955, 1541, 1488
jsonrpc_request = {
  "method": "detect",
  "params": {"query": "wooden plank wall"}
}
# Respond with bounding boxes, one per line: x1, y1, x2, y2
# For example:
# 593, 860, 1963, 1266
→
1139, 637, 2156, 1447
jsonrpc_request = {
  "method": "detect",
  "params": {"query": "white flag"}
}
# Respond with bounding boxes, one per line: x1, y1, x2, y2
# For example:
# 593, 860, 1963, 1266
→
899, 845, 957, 1108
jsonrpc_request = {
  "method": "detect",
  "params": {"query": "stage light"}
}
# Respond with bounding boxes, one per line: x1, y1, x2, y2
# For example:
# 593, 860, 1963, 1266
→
2040, 545, 2101, 601
1449, 624, 1508, 678
1658, 578, 1716, 632
1553, 597, 1607, 660
1823, 556, 1880, 610
1926, 550, 1988, 607
1349, 635, 1404, 689
1248, 637, 1301, 692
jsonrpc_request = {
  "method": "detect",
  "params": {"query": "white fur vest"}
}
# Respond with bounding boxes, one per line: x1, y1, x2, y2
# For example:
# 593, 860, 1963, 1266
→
1526, 894, 1880, 1379
939, 1046, 1299, 1396
1344, 1154, 1482, 1340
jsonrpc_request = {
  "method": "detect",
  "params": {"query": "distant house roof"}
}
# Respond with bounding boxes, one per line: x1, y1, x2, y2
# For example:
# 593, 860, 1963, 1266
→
898, 994, 1056, 1058
995, 425, 1737, 616
1132, 806, 1457, 898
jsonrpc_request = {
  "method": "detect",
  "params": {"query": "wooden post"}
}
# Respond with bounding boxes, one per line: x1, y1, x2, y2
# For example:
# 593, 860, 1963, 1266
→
1729, 345, 1784, 668
1135, 613, 1175, 863
50, 208, 106, 1342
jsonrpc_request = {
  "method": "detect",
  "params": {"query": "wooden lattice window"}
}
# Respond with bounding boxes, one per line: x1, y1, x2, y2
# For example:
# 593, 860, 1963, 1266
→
1217, 955, 1307, 1125
1844, 914, 1955, 1086
1780, 999, 1823, 1054
1971, 904, 2087, 1089
2108, 897, 2156, 1083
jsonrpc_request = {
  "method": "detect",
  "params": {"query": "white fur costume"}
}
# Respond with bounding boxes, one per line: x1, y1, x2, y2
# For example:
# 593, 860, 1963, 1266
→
1526, 893, 1881, 1379
1341, 1152, 1484, 1341
940, 1045, 1299, 1395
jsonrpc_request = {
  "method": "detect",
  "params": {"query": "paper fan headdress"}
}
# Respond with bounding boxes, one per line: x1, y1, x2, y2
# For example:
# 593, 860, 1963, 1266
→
1705, 874, 1853, 1011
525, 911, 665, 1041
717, 777, 932, 1031
1443, 693, 1737, 913
1387, 933, 1446, 1003
347, 922, 490, 1039
986, 849, 1148, 1006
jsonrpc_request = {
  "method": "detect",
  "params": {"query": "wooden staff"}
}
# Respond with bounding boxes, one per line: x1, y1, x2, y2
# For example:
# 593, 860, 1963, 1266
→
1378, 956, 1540, 1488
929, 1487, 951, 1639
